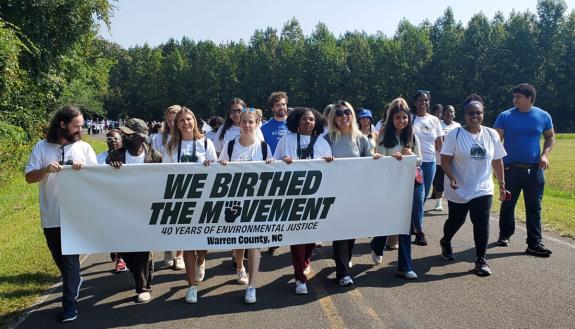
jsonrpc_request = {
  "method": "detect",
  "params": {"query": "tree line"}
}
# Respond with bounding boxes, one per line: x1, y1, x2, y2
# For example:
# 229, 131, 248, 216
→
1, 0, 574, 140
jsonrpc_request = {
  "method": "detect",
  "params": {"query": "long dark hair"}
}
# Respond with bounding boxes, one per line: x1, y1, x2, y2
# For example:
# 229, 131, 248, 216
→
380, 98, 414, 149
46, 105, 82, 143
219, 98, 246, 140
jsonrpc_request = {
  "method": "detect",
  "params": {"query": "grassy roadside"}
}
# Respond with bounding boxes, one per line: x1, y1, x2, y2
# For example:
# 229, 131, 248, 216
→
0, 137, 106, 328
492, 134, 575, 237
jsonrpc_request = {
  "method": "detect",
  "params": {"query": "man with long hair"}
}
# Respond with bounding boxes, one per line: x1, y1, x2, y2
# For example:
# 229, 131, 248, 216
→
25, 105, 97, 322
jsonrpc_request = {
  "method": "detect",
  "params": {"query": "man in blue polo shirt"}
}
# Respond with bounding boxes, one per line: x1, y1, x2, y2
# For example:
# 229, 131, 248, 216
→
494, 83, 555, 257
260, 91, 289, 253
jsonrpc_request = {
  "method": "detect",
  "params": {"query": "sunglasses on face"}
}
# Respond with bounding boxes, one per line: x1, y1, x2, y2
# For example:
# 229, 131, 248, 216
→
229, 109, 242, 114
335, 109, 352, 117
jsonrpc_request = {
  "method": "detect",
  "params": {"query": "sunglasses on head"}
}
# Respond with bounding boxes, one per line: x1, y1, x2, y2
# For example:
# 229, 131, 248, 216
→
241, 107, 256, 113
335, 109, 352, 117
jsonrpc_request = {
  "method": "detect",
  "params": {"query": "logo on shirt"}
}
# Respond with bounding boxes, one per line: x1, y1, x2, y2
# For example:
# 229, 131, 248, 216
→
469, 143, 486, 160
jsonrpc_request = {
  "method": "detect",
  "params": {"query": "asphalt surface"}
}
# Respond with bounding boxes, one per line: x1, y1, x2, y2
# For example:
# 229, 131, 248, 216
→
11, 199, 575, 329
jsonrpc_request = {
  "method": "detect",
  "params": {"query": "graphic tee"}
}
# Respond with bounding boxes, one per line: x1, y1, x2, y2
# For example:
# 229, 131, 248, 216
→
412, 114, 444, 163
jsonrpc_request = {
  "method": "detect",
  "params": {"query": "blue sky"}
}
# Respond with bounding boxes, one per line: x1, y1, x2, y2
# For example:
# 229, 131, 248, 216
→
98, 0, 572, 48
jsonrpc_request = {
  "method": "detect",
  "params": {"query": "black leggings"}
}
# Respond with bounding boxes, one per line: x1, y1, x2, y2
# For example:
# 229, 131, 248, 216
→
443, 195, 492, 260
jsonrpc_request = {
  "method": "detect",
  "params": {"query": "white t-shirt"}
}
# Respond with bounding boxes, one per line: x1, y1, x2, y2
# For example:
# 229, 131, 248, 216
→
162, 138, 217, 163
413, 114, 444, 162
218, 137, 272, 162
152, 134, 169, 155
125, 151, 145, 164
96, 151, 108, 165
436, 120, 462, 164
212, 125, 264, 153
205, 130, 217, 142
440, 126, 507, 203
25, 140, 97, 228
274, 133, 332, 160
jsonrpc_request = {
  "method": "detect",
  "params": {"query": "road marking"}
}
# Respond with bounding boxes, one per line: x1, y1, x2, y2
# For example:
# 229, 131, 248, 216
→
309, 278, 348, 329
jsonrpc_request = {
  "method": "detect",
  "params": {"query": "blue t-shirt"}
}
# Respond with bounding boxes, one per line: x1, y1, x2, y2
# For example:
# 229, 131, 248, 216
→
493, 106, 553, 164
260, 118, 288, 153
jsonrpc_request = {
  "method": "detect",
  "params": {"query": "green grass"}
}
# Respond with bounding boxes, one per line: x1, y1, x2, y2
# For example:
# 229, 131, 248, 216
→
0, 136, 106, 328
492, 134, 575, 237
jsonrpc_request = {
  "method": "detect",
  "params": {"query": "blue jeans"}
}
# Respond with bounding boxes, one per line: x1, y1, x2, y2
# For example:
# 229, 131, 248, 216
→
499, 166, 545, 247
371, 235, 413, 272
420, 161, 436, 200
412, 181, 425, 232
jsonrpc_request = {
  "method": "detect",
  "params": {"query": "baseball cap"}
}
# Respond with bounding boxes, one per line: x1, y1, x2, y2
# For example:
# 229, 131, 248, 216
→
120, 118, 149, 138
357, 109, 373, 119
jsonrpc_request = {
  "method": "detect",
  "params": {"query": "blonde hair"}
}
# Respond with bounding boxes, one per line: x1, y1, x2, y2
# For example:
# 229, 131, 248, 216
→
327, 101, 363, 145
167, 107, 204, 157
240, 110, 262, 124
161, 105, 182, 146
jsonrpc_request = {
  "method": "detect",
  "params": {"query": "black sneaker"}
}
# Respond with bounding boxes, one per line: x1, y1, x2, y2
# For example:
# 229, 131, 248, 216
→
413, 232, 428, 246
496, 238, 510, 247
474, 258, 492, 277
526, 243, 552, 257
440, 238, 455, 260
61, 302, 78, 323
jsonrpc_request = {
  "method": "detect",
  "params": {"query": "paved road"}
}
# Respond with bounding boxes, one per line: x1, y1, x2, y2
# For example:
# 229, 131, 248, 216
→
11, 201, 575, 329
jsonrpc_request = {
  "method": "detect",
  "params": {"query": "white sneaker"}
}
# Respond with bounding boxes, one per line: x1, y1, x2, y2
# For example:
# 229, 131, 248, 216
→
237, 268, 249, 285
295, 280, 308, 295
195, 261, 206, 282
371, 251, 383, 265
185, 286, 198, 304
163, 251, 174, 267
303, 264, 311, 276
137, 292, 151, 303
338, 276, 354, 286
397, 270, 418, 279
433, 198, 443, 211
174, 256, 185, 270
244, 286, 256, 304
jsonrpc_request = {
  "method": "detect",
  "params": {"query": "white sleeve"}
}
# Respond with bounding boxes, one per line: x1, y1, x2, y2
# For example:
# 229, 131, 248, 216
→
218, 141, 230, 161
85, 145, 98, 165
434, 116, 444, 137
205, 139, 218, 161
213, 126, 225, 152
273, 135, 288, 160
314, 139, 333, 158
440, 128, 457, 156
265, 144, 273, 161
24, 142, 44, 174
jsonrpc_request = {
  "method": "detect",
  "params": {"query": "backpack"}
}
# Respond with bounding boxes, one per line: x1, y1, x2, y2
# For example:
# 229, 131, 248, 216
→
227, 139, 268, 160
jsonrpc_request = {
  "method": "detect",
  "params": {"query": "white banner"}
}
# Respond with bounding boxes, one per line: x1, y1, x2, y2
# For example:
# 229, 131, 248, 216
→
57, 156, 416, 254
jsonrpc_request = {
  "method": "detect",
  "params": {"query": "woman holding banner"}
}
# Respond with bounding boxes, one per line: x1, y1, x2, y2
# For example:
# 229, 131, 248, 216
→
213, 98, 264, 154
325, 101, 376, 286
164, 107, 218, 304
439, 95, 507, 276
219, 108, 273, 304
371, 98, 420, 280
274, 107, 333, 294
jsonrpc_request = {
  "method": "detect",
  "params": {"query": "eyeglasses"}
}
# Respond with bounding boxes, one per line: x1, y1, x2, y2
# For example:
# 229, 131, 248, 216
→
229, 108, 242, 114
466, 111, 483, 116
335, 109, 352, 117
106, 137, 120, 142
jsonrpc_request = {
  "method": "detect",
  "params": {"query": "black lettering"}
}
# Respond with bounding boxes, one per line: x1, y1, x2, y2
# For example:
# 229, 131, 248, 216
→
164, 174, 192, 199
187, 174, 207, 198
161, 202, 182, 224
319, 197, 336, 219
240, 200, 260, 222
199, 201, 223, 223
149, 202, 165, 225
287, 171, 306, 195
289, 198, 307, 221
178, 202, 196, 224
228, 173, 243, 197
254, 199, 272, 222
302, 198, 323, 220
257, 172, 274, 196
302, 170, 322, 195
269, 199, 293, 221
269, 171, 291, 196
210, 173, 232, 198
237, 172, 258, 197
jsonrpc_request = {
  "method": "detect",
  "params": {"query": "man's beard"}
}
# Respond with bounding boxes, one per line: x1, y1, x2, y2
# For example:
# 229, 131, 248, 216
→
63, 129, 81, 143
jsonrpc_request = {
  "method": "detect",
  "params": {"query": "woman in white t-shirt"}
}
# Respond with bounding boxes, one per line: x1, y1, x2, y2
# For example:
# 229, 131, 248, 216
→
219, 109, 273, 304
164, 107, 217, 304
410, 90, 444, 245
440, 95, 507, 277
274, 107, 333, 295
213, 98, 264, 154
